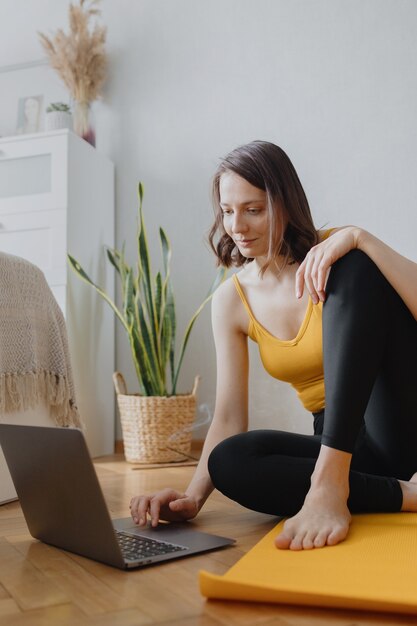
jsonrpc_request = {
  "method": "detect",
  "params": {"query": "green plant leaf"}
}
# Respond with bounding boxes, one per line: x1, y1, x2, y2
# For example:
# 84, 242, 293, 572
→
106, 248, 120, 274
128, 320, 154, 396
159, 227, 171, 277
138, 181, 144, 204
123, 268, 135, 320
161, 306, 172, 376
67, 254, 129, 332
166, 279, 176, 389
137, 184, 159, 348
118, 244, 130, 299
205, 266, 227, 298
159, 227, 176, 387
172, 267, 226, 394
69, 184, 227, 397
135, 289, 166, 395
107, 248, 132, 287
155, 271, 163, 327
139, 310, 165, 395
128, 288, 161, 396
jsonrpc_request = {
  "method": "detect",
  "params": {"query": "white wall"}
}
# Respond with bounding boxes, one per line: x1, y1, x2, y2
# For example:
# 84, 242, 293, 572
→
1, 0, 417, 439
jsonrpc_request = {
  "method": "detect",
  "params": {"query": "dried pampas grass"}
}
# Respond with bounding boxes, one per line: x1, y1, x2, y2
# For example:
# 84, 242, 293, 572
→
38, 0, 107, 105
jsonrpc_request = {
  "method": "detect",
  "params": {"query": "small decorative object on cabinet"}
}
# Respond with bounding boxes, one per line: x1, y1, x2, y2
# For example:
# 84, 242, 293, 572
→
16, 95, 43, 135
69, 183, 225, 463
38, 0, 107, 147
0, 129, 115, 458
46, 102, 72, 132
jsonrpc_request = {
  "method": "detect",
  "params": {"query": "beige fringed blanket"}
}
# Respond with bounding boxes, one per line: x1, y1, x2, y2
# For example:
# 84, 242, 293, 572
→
0, 252, 81, 427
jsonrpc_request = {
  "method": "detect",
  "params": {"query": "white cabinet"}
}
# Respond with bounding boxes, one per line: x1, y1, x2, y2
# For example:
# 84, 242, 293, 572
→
0, 129, 115, 458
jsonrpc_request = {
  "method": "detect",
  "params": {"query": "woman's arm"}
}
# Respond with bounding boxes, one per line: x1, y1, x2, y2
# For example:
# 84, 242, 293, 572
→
130, 278, 250, 526
296, 226, 417, 321
184, 279, 250, 507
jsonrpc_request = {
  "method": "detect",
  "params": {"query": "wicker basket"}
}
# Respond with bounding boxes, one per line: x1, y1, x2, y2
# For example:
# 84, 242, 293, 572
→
113, 372, 199, 463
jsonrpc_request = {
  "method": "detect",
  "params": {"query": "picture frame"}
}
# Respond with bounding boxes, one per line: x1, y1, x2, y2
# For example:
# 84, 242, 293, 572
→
16, 95, 43, 135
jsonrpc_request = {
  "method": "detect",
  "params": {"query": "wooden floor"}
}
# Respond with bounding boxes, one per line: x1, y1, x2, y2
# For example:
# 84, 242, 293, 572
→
1, 455, 416, 626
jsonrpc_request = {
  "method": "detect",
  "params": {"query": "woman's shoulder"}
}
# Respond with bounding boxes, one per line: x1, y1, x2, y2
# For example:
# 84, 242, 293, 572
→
211, 271, 251, 334
213, 262, 255, 297
212, 273, 240, 308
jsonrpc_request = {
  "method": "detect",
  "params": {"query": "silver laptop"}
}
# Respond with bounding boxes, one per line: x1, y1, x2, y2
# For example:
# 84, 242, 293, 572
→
0, 424, 234, 569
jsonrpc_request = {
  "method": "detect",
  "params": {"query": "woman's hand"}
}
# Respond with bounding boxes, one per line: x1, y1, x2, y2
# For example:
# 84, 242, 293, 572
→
296, 226, 362, 303
130, 488, 200, 527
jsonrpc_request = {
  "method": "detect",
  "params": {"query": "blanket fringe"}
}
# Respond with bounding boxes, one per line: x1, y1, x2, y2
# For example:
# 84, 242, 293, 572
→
0, 371, 82, 428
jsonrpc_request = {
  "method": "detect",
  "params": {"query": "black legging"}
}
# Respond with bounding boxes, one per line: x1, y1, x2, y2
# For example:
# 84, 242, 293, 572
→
208, 250, 417, 516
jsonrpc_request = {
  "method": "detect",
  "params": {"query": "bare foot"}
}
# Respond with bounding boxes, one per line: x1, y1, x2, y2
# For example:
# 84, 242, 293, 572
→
275, 484, 351, 551
399, 472, 417, 511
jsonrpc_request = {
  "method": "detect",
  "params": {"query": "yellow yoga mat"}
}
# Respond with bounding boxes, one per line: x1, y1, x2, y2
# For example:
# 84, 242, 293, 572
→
200, 513, 417, 615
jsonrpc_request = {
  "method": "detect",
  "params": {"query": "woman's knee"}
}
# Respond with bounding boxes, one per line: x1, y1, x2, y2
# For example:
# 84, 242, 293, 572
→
207, 433, 249, 493
325, 249, 391, 308
328, 249, 380, 292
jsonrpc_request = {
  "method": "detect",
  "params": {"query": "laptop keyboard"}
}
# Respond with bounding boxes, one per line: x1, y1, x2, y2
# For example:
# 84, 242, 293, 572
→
116, 530, 188, 563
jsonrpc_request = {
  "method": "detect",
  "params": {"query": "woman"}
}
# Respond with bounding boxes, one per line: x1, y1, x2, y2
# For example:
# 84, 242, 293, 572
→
130, 140, 417, 550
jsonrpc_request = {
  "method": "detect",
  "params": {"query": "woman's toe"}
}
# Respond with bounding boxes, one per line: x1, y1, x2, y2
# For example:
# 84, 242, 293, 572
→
289, 533, 305, 551
275, 529, 294, 549
326, 526, 347, 546
313, 530, 328, 548
302, 533, 316, 550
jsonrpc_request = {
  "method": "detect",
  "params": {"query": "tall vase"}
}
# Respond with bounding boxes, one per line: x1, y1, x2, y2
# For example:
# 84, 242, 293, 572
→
73, 100, 96, 147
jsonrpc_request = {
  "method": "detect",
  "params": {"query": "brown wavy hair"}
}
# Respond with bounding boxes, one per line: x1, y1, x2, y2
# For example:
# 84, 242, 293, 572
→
208, 140, 319, 274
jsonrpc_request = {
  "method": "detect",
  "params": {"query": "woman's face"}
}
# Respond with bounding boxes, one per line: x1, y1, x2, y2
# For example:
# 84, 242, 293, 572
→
219, 171, 270, 259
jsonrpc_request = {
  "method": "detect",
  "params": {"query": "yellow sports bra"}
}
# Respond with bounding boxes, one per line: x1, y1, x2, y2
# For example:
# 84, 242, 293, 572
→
233, 275, 325, 412
233, 230, 334, 413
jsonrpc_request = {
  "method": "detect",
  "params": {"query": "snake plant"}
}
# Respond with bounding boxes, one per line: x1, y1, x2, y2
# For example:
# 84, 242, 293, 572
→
68, 182, 225, 396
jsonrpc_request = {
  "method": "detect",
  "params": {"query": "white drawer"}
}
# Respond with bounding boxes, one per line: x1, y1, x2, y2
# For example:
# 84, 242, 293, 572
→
0, 132, 68, 213
0, 209, 67, 285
